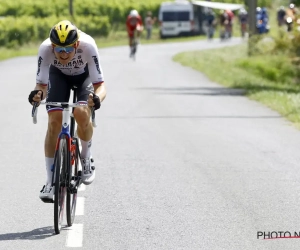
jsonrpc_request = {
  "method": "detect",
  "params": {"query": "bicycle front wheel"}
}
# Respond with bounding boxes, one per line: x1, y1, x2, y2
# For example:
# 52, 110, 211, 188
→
66, 137, 79, 226
54, 136, 67, 234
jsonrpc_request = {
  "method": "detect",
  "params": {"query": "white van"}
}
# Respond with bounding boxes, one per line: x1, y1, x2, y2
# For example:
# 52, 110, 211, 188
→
158, 0, 202, 38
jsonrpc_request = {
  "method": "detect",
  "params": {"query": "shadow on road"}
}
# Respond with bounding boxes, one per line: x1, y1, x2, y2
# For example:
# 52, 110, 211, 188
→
133, 86, 246, 96
0, 226, 55, 241
109, 115, 281, 119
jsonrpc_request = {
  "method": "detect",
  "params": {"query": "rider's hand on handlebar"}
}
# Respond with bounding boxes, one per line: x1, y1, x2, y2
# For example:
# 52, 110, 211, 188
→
88, 93, 101, 110
28, 90, 43, 105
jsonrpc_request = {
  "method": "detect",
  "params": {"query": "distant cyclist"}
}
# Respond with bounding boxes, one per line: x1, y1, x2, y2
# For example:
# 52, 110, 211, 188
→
126, 9, 143, 57
238, 8, 248, 37
28, 20, 107, 202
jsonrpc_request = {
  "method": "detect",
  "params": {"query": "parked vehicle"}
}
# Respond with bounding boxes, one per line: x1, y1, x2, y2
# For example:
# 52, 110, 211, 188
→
158, 0, 203, 38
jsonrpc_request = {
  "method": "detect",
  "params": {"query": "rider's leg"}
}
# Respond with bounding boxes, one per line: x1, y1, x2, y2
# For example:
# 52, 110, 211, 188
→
74, 76, 96, 185
74, 106, 93, 158
43, 66, 70, 187
129, 35, 134, 56
39, 111, 63, 201
129, 36, 133, 47
128, 27, 134, 47
45, 111, 63, 184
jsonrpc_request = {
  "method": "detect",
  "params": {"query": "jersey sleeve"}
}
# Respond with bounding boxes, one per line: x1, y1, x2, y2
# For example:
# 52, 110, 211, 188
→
36, 43, 51, 86
85, 39, 104, 85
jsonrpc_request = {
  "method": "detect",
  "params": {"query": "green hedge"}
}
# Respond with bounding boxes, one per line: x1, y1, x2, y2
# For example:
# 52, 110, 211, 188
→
0, 0, 69, 17
0, 15, 110, 47
0, 0, 162, 22
0, 0, 274, 20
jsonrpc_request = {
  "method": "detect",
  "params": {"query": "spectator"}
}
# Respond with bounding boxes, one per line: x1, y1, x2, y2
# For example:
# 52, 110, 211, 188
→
206, 8, 216, 39
286, 3, 297, 22
256, 7, 269, 34
145, 11, 154, 40
277, 6, 286, 26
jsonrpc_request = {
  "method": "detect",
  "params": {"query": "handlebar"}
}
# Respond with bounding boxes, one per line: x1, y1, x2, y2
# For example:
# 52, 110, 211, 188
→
32, 101, 97, 128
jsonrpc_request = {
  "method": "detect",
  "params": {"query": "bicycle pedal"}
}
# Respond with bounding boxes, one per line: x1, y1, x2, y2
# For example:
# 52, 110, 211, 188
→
40, 198, 54, 203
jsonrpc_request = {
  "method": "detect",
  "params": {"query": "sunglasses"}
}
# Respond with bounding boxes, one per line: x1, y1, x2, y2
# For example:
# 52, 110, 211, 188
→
54, 46, 75, 54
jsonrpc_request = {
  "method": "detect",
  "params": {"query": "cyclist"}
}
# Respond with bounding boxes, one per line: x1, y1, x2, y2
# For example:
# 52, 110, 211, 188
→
238, 8, 248, 37
28, 20, 107, 202
126, 9, 143, 57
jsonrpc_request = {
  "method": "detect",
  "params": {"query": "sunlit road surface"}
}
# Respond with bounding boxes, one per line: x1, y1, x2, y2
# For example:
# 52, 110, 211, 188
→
1, 38, 300, 249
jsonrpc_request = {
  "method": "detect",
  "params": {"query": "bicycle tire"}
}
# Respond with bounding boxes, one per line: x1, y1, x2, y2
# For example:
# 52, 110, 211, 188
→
132, 42, 137, 61
66, 137, 79, 226
54, 136, 67, 234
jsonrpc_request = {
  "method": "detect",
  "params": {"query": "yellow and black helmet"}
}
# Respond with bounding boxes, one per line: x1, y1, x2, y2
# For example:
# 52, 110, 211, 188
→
49, 20, 79, 46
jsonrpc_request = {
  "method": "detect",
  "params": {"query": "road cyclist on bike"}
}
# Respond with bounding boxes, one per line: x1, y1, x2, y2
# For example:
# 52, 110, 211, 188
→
28, 20, 107, 203
126, 9, 143, 58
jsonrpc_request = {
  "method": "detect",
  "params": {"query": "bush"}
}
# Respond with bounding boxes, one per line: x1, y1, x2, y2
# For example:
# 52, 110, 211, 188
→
236, 55, 297, 83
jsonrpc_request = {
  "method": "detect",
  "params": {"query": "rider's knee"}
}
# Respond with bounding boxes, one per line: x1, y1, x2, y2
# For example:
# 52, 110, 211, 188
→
74, 107, 90, 127
47, 112, 62, 132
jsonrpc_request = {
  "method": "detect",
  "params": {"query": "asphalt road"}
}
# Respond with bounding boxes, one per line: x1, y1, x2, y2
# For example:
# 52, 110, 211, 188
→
1, 38, 300, 249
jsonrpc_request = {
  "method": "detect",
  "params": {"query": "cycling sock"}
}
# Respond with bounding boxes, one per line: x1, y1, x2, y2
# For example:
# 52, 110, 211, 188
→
45, 157, 54, 184
80, 139, 92, 158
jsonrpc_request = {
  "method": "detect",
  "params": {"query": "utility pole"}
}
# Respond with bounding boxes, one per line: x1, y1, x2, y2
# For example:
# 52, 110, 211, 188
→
69, 0, 74, 18
247, 0, 257, 56
248, 0, 257, 36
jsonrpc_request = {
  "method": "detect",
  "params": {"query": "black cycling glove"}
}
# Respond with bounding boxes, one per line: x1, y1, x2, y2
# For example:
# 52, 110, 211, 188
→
28, 90, 43, 104
92, 93, 101, 110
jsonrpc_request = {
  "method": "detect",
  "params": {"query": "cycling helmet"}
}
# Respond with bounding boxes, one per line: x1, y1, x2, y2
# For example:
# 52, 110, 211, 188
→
239, 8, 247, 15
256, 7, 262, 13
290, 3, 295, 9
129, 9, 139, 17
49, 20, 79, 46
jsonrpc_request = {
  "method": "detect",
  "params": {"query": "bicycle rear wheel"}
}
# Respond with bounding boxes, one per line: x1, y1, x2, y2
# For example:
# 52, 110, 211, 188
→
54, 137, 67, 234
66, 137, 80, 226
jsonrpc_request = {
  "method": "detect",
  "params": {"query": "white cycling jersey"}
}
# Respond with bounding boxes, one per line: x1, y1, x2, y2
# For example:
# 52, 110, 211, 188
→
36, 31, 104, 85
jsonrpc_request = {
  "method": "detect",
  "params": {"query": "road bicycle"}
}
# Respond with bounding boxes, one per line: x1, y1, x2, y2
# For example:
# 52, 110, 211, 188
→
32, 88, 97, 234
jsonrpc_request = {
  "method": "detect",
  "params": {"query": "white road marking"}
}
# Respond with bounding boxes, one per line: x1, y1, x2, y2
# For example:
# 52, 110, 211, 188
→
66, 137, 87, 248
78, 184, 86, 192
76, 197, 85, 216
66, 224, 84, 247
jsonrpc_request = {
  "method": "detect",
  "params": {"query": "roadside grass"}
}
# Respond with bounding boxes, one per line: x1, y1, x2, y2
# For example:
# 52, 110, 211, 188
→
0, 28, 206, 61
173, 43, 300, 128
